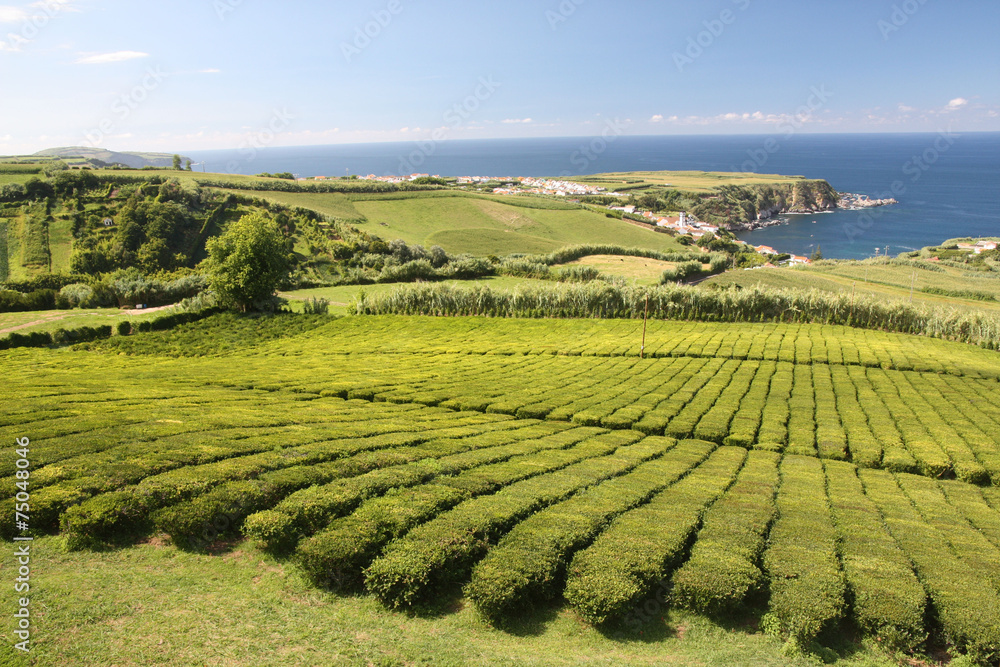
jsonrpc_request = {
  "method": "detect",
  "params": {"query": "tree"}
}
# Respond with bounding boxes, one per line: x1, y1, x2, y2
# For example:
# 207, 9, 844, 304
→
185, 159, 193, 171
811, 245, 824, 261
172, 154, 183, 170
205, 212, 293, 312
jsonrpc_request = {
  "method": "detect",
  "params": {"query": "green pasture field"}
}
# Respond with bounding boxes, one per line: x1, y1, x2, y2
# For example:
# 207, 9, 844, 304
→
3, 313, 1000, 665
215, 188, 368, 222
0, 307, 174, 336
350, 196, 685, 255
705, 264, 1000, 313
570, 170, 806, 194
561, 255, 689, 285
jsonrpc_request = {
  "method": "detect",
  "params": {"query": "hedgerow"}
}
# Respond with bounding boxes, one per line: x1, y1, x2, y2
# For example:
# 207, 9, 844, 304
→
670, 451, 781, 616
244, 423, 591, 552
557, 446, 746, 625
860, 469, 1000, 662
762, 455, 846, 649
293, 426, 608, 586
823, 461, 927, 651
364, 431, 658, 608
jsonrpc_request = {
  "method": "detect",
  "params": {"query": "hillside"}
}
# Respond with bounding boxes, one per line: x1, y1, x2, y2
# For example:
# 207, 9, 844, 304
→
2, 314, 1000, 664
31, 147, 192, 169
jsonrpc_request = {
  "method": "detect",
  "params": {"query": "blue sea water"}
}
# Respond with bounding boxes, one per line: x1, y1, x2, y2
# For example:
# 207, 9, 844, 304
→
186, 133, 1000, 260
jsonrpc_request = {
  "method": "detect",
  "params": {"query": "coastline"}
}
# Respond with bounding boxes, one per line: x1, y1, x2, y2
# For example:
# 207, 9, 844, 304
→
730, 193, 898, 232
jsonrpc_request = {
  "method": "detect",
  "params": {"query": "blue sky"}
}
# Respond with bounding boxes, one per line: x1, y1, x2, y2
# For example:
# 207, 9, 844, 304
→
0, 0, 997, 154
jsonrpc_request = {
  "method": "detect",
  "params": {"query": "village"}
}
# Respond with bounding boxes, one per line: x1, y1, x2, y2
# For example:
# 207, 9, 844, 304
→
298, 171, 816, 267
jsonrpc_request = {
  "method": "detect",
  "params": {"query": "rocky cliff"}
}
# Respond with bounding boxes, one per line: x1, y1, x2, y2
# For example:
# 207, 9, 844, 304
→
691, 180, 840, 229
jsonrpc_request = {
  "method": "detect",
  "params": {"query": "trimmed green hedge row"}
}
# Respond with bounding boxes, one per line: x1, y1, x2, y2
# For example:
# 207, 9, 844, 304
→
468, 440, 724, 620
829, 366, 882, 468
896, 474, 1000, 593
152, 420, 547, 550
243, 424, 595, 552
860, 469, 1000, 663
890, 372, 989, 484
60, 414, 504, 547
670, 451, 781, 616
755, 363, 793, 452
558, 446, 747, 625
16, 409, 499, 540
723, 361, 776, 447
812, 365, 848, 461
293, 427, 613, 587
847, 367, 918, 473
691, 362, 759, 443
823, 461, 927, 651
939, 481, 1000, 549
763, 456, 846, 648
363, 431, 657, 609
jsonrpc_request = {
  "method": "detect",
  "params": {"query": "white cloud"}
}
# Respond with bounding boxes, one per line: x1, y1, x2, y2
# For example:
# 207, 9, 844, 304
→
946, 97, 969, 111
897, 104, 916, 113
199, 68, 221, 74
0, 6, 27, 22
75, 50, 148, 65
650, 114, 664, 123
501, 118, 533, 124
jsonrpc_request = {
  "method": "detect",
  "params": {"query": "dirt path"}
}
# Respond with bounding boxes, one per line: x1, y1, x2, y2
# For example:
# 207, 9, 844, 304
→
0, 305, 176, 336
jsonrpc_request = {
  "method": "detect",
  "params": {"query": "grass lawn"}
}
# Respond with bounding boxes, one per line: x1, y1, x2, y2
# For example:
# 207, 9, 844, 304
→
351, 197, 685, 255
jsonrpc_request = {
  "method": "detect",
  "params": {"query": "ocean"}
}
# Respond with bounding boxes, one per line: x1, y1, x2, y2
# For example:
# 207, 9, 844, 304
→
186, 133, 1000, 260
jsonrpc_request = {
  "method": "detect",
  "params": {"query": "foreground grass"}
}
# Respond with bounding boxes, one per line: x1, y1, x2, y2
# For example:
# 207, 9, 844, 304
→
0, 536, 902, 667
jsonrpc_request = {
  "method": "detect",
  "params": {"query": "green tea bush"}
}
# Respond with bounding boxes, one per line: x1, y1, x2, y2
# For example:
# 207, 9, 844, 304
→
556, 445, 744, 625
763, 456, 845, 647
824, 461, 927, 651
670, 451, 781, 616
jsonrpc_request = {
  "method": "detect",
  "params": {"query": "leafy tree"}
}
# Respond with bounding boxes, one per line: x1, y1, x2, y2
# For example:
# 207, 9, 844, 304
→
811, 245, 824, 261
23, 178, 54, 201
185, 159, 193, 171
172, 154, 183, 170
205, 212, 293, 312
